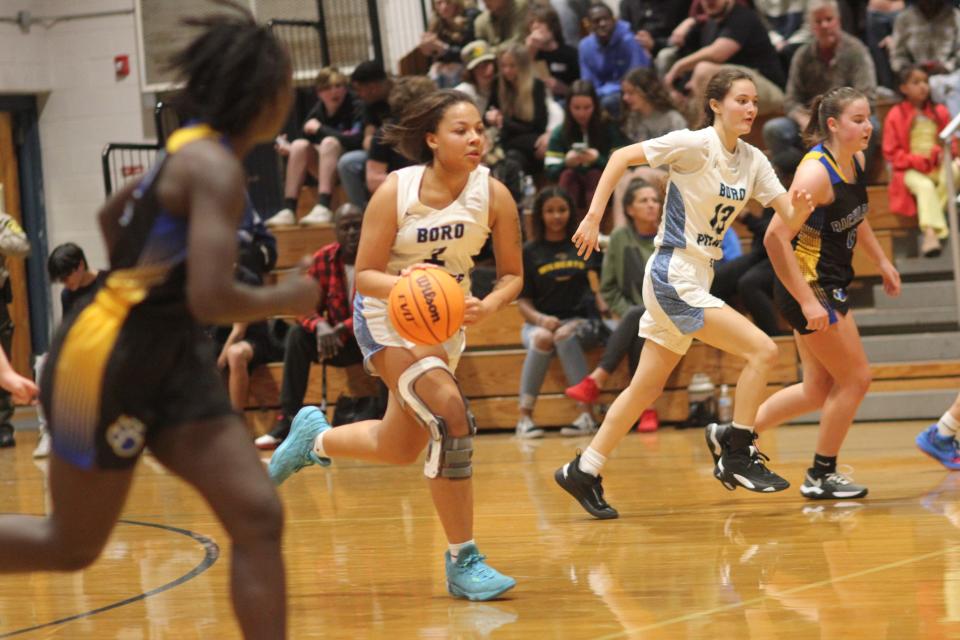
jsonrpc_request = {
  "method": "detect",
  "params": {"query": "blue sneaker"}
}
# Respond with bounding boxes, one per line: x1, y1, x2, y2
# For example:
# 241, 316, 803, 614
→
445, 544, 516, 601
916, 424, 960, 470
267, 406, 331, 485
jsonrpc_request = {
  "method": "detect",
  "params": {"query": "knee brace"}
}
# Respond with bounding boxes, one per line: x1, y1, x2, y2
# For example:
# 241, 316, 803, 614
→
396, 356, 476, 479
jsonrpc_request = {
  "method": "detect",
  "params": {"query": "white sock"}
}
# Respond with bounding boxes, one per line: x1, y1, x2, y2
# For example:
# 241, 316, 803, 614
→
731, 421, 754, 432
578, 446, 607, 477
449, 539, 475, 560
937, 412, 960, 438
312, 430, 328, 458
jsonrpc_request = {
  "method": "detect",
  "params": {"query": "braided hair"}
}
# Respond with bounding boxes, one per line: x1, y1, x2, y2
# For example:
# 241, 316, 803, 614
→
167, 0, 291, 136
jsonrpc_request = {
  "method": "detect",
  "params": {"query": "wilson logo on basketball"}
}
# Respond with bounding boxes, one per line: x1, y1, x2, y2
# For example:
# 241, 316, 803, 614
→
388, 267, 465, 345
416, 274, 441, 323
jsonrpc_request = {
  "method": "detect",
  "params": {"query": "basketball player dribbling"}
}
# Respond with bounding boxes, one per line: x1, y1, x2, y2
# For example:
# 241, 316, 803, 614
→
269, 89, 524, 601
0, 3, 317, 637
555, 68, 814, 519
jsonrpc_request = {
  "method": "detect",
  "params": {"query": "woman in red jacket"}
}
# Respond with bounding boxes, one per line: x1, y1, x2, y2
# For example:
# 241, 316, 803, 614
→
882, 65, 958, 257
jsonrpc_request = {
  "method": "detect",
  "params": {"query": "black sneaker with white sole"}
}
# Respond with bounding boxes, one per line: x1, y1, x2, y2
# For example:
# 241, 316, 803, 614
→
716, 432, 790, 493
705, 422, 731, 465
705, 422, 736, 490
800, 471, 868, 500
554, 454, 619, 519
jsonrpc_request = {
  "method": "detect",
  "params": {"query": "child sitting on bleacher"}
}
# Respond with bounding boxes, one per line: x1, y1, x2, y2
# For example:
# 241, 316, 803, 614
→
266, 67, 362, 227
516, 186, 608, 439
882, 64, 959, 257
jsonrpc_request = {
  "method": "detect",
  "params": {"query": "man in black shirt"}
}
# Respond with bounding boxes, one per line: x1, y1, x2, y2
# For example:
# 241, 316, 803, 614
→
266, 68, 362, 227
664, 0, 786, 116
365, 76, 436, 195
48, 243, 107, 318
526, 5, 581, 101
337, 60, 393, 209
619, 0, 690, 59
34, 243, 107, 457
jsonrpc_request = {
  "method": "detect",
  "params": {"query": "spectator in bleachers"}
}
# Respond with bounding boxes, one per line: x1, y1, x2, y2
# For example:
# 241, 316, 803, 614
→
620, 67, 688, 143
579, 2, 651, 119
516, 186, 608, 439
267, 67, 361, 227
486, 41, 550, 175
664, 0, 786, 117
890, 0, 960, 117
654, 0, 749, 76
40, 242, 108, 456
474, 0, 529, 47
565, 178, 659, 432
608, 67, 683, 226
337, 61, 393, 209
419, 0, 480, 88
525, 5, 581, 103
753, 0, 811, 72
47, 243, 107, 319
546, 80, 625, 215
882, 65, 958, 257
865, 0, 903, 90
619, 0, 690, 60
456, 39, 498, 115
213, 265, 284, 413
366, 76, 438, 196
763, 0, 878, 166
455, 40, 501, 165
549, 0, 591, 45
710, 147, 802, 336
255, 204, 365, 450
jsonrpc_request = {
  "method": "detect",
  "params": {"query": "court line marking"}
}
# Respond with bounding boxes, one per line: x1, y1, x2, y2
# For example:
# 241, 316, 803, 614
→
0, 519, 219, 638
589, 542, 960, 639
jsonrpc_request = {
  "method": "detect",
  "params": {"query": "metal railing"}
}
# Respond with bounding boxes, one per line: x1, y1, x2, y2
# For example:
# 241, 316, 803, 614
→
268, 19, 329, 86
101, 142, 160, 196
939, 113, 960, 327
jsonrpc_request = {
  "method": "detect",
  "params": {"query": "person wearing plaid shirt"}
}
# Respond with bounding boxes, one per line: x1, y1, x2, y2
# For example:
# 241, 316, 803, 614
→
255, 204, 364, 449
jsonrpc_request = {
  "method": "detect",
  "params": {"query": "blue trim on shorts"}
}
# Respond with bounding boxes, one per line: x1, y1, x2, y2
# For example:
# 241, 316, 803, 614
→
352, 293, 385, 374
662, 182, 687, 249
651, 247, 705, 334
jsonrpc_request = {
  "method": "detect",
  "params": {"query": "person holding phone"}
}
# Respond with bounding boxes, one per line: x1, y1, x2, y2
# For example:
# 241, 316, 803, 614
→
545, 79, 626, 215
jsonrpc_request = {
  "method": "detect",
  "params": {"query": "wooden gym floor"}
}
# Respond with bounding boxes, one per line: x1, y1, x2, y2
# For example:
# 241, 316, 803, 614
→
2, 418, 960, 639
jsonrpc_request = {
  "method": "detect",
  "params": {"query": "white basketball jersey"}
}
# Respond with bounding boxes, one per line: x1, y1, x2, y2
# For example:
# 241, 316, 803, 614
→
640, 128, 784, 262
387, 164, 491, 295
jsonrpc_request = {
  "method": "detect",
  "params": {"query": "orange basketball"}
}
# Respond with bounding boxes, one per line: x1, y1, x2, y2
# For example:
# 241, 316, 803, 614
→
388, 267, 465, 345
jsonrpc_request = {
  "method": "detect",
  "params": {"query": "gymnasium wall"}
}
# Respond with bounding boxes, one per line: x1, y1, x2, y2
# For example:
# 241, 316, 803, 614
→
0, 0, 147, 324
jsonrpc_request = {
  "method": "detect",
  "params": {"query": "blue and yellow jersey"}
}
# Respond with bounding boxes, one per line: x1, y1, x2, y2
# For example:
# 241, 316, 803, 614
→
103, 123, 223, 312
792, 143, 868, 300
44, 123, 232, 469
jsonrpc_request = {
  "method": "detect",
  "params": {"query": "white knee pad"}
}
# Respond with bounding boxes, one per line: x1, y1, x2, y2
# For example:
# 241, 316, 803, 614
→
397, 356, 476, 479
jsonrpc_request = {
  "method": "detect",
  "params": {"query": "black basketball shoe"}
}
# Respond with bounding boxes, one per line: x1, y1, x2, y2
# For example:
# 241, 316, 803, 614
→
554, 454, 619, 519
705, 422, 735, 490
716, 430, 790, 493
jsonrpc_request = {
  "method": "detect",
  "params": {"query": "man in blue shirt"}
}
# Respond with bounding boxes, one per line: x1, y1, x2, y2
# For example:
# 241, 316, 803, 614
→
578, 2, 650, 118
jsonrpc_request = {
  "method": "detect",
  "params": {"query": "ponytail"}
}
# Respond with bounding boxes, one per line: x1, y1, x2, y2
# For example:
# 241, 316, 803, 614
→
802, 86, 866, 147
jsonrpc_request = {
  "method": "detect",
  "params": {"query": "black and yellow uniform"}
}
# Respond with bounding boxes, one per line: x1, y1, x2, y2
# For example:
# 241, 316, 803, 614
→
41, 124, 234, 470
775, 144, 868, 334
